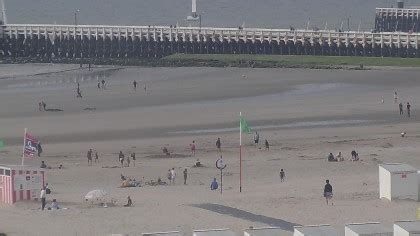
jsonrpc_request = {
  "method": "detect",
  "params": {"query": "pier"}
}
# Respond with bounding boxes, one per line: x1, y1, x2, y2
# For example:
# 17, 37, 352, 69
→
2, 23, 420, 58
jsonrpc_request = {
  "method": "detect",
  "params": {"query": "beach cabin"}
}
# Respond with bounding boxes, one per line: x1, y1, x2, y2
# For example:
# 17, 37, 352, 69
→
244, 227, 291, 236
394, 221, 420, 236
0, 165, 45, 204
193, 229, 236, 236
143, 232, 181, 236
379, 163, 418, 201
345, 223, 392, 236
294, 225, 339, 236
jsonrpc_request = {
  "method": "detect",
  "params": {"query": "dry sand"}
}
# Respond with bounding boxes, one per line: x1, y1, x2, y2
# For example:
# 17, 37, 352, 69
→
0, 64, 420, 236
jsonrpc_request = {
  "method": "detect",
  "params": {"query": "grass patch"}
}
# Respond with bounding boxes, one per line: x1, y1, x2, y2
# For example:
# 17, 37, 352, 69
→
164, 54, 420, 67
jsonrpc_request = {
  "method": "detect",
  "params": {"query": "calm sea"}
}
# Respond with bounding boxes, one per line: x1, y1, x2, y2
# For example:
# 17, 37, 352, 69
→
4, 0, 419, 30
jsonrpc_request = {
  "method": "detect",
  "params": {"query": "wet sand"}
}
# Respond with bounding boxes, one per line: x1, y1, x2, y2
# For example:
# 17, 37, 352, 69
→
0, 65, 420, 235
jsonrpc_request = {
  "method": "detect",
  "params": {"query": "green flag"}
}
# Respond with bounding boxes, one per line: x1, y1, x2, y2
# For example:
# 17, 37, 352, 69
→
0, 140, 4, 150
240, 117, 252, 134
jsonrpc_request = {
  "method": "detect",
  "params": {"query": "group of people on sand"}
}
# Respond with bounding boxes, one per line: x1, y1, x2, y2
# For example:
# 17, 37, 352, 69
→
118, 151, 136, 167
393, 91, 413, 117
253, 132, 270, 151
40, 184, 61, 210
38, 101, 47, 111
86, 149, 99, 166
328, 150, 359, 162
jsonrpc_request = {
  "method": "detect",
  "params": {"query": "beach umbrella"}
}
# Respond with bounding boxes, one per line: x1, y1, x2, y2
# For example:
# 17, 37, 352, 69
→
84, 189, 107, 202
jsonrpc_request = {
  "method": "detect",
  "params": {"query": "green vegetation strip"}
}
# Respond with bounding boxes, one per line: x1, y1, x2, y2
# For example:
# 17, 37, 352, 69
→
3, 54, 420, 68
164, 54, 420, 67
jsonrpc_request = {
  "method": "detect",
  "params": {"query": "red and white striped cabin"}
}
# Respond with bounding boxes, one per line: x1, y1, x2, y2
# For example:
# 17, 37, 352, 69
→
0, 165, 45, 204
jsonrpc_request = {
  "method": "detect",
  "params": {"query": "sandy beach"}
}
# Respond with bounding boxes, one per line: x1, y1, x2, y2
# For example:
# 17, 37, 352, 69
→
0, 64, 420, 236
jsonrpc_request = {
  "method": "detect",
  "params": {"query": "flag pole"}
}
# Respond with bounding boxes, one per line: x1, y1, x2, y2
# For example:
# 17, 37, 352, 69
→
21, 128, 27, 166
239, 112, 242, 193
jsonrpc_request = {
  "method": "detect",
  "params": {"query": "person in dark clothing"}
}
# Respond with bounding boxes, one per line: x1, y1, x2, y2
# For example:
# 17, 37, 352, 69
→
279, 169, 285, 182
328, 153, 336, 162
40, 161, 47, 169
183, 168, 188, 185
133, 80, 138, 91
399, 103, 404, 115
216, 138, 221, 152
94, 150, 99, 163
407, 102, 411, 117
101, 79, 106, 89
324, 179, 333, 205
210, 178, 218, 190
131, 152, 136, 166
124, 196, 132, 207
37, 142, 43, 157
265, 139, 269, 151
87, 149, 93, 166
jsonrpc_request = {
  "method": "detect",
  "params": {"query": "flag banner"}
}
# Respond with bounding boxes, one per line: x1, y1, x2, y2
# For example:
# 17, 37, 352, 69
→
24, 133, 38, 157
240, 117, 252, 134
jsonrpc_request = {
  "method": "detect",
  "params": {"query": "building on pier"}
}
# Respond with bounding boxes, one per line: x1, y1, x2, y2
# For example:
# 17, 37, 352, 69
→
375, 1, 420, 33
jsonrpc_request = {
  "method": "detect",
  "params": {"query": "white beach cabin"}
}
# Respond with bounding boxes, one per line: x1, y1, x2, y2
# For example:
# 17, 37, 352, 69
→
379, 163, 418, 201
345, 223, 392, 236
142, 231, 181, 236
193, 229, 236, 236
244, 227, 291, 236
294, 225, 339, 236
394, 221, 420, 236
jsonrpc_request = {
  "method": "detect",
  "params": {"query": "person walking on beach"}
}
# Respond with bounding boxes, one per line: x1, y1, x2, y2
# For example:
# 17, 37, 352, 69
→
394, 91, 398, 103
183, 168, 188, 185
280, 169, 285, 182
216, 138, 221, 152
119, 151, 125, 167
126, 154, 131, 167
254, 132, 260, 147
94, 150, 99, 163
101, 79, 106, 89
42, 101, 46, 111
265, 139, 269, 151
37, 142, 43, 157
133, 80, 138, 91
190, 141, 196, 156
407, 102, 411, 117
87, 149, 93, 166
97, 80, 101, 89
170, 168, 176, 185
39, 102, 43, 111
399, 103, 404, 115
324, 179, 333, 206
40, 187, 46, 210
131, 152, 136, 166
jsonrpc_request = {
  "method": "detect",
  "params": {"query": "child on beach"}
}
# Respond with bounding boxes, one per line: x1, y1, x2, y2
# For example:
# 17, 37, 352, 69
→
280, 169, 285, 182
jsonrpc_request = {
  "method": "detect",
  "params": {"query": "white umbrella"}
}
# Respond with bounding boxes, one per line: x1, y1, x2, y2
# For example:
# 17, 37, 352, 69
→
85, 189, 107, 202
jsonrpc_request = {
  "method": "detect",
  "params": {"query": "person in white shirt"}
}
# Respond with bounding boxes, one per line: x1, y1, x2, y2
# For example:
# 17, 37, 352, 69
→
170, 168, 176, 185
40, 187, 46, 210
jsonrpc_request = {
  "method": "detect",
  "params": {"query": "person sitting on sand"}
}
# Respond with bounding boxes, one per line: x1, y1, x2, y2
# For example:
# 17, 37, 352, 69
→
328, 153, 336, 162
124, 196, 133, 207
336, 152, 344, 162
194, 159, 202, 167
40, 161, 47, 169
121, 174, 126, 181
351, 150, 359, 161
49, 199, 60, 210
211, 178, 219, 190
162, 147, 170, 156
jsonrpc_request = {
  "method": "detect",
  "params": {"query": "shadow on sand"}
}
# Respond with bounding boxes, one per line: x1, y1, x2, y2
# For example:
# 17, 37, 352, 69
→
191, 203, 300, 231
